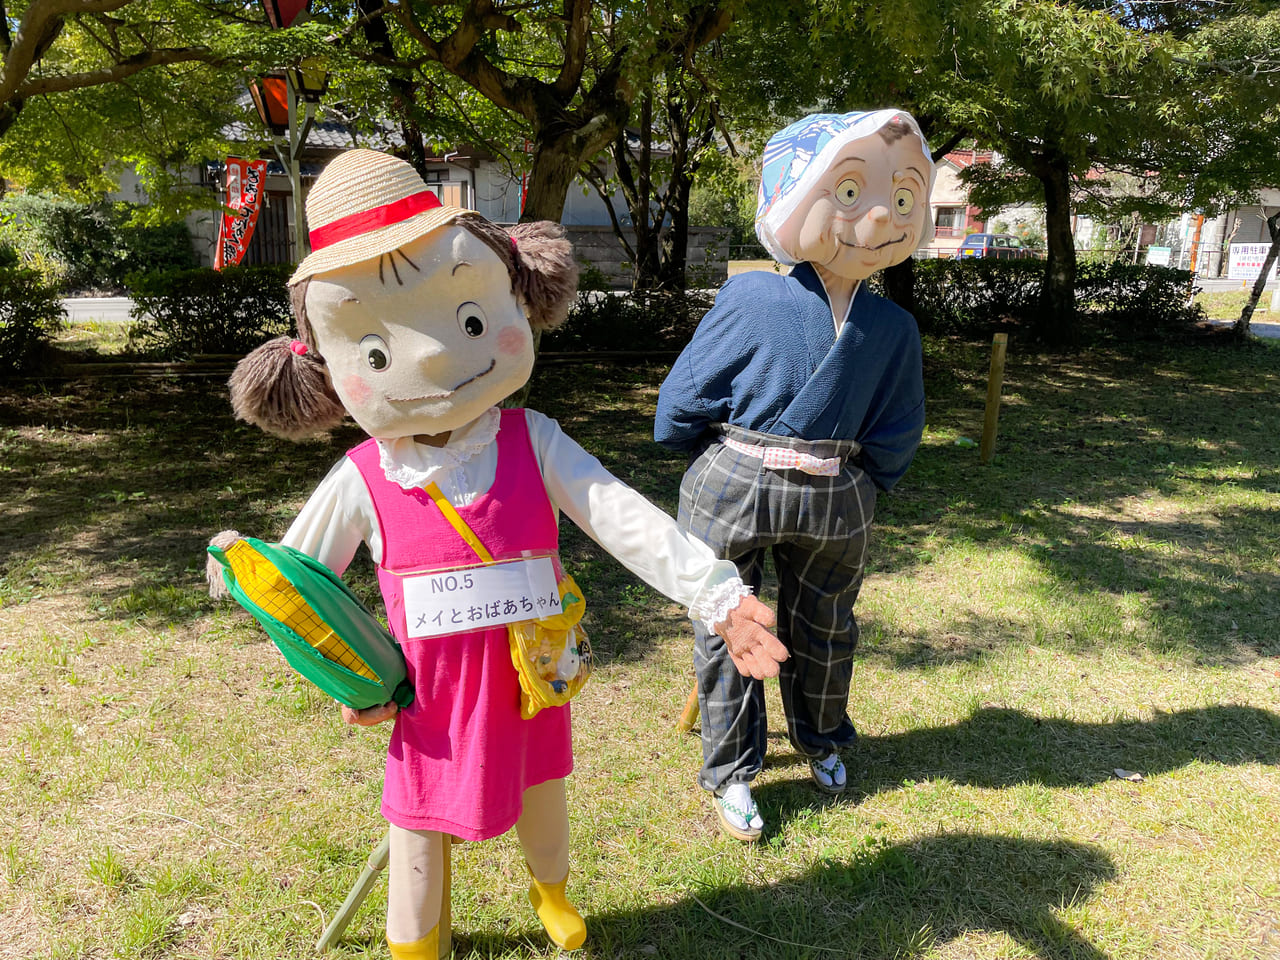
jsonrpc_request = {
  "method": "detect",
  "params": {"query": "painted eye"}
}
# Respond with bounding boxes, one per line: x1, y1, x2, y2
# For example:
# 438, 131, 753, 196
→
894, 188, 915, 216
360, 334, 391, 372
835, 178, 860, 206
457, 302, 487, 339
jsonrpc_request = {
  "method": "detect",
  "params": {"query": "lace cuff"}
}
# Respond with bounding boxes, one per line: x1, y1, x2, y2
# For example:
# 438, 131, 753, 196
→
690, 577, 753, 635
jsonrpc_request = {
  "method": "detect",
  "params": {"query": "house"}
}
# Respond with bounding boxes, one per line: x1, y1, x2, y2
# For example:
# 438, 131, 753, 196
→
171, 117, 727, 288
926, 149, 994, 257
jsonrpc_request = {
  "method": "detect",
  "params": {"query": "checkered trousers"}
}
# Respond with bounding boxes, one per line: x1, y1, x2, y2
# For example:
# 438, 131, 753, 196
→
681, 424, 877, 792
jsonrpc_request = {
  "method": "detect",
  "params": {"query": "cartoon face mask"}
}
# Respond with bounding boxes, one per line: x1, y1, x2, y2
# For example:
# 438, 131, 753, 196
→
771, 131, 932, 282
304, 225, 535, 439
755, 109, 936, 276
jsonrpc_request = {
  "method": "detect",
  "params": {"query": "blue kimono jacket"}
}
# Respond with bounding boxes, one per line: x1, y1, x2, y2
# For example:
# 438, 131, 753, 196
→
654, 262, 925, 492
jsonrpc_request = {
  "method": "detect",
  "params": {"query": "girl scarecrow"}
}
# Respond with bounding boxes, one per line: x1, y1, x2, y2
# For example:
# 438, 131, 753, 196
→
655, 110, 935, 841
218, 149, 786, 959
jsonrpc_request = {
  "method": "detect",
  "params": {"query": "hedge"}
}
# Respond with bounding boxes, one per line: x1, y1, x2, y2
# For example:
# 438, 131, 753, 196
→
908, 258, 1203, 340
127, 265, 293, 359
0, 194, 198, 295
0, 253, 66, 374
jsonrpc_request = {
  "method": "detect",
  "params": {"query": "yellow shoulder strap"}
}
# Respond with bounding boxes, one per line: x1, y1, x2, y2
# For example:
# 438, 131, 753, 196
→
423, 482, 496, 564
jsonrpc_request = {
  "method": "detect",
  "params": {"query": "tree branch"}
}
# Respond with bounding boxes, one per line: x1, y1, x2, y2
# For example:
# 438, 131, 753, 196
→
16, 46, 222, 97
553, 0, 589, 100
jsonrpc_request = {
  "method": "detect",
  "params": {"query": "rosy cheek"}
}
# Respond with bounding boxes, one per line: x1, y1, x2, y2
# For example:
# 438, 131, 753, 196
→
341, 374, 373, 406
497, 325, 528, 356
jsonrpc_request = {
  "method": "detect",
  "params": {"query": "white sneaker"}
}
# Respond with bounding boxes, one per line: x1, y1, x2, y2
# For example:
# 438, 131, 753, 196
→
713, 783, 764, 842
809, 752, 847, 794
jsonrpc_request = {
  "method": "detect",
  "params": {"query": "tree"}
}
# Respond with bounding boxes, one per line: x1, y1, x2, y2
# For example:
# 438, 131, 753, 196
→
0, 0, 260, 201
1164, 6, 1280, 338
334, 0, 730, 223
581, 9, 727, 291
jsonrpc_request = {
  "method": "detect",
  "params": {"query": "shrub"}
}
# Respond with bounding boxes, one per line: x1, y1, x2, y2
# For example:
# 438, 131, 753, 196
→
543, 289, 714, 353
0, 194, 197, 294
0, 262, 66, 374
1076, 261, 1202, 338
126, 265, 293, 359
908, 258, 1201, 341
912, 258, 1042, 334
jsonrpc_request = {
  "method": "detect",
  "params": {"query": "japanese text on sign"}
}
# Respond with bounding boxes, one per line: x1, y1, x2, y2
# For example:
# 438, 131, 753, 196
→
1228, 243, 1280, 282
402, 557, 561, 639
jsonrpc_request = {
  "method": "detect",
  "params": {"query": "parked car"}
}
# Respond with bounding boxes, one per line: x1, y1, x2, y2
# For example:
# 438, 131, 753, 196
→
954, 233, 1039, 260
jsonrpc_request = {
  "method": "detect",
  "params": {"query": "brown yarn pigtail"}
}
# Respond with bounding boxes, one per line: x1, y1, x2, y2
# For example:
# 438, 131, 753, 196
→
506, 221, 579, 332
228, 279, 346, 440
457, 215, 579, 332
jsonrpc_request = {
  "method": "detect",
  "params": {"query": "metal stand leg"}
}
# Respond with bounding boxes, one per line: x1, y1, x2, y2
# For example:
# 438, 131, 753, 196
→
316, 831, 390, 952
438, 835, 452, 959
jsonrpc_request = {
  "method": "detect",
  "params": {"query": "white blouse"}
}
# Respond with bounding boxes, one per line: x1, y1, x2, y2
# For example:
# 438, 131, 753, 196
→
282, 407, 750, 632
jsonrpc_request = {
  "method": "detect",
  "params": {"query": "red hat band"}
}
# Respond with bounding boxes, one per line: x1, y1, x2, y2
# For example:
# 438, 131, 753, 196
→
308, 190, 442, 252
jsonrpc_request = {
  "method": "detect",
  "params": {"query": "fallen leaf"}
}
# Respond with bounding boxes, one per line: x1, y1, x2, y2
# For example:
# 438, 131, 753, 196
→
1113, 768, 1144, 782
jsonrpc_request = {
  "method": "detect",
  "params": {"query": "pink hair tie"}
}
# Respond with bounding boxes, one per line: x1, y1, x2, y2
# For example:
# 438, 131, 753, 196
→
510, 235, 519, 252
289, 340, 308, 356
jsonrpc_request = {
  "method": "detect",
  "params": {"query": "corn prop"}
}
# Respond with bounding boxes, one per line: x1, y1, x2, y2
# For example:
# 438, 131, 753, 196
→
208, 537, 414, 711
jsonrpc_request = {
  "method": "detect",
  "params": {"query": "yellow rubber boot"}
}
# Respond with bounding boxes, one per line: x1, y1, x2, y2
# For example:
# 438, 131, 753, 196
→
528, 872, 586, 950
387, 926, 440, 960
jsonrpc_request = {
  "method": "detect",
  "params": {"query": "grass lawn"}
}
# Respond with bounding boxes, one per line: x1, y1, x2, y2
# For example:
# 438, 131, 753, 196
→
1, 330, 1278, 959
1196, 288, 1275, 323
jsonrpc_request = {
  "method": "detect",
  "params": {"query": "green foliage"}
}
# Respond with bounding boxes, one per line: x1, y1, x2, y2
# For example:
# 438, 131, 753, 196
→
0, 264, 66, 374
543, 290, 714, 353
0, 0, 271, 211
912, 259, 1044, 334
0, 195, 197, 294
910, 259, 1202, 341
1076, 261, 1206, 338
126, 265, 293, 359
687, 152, 758, 248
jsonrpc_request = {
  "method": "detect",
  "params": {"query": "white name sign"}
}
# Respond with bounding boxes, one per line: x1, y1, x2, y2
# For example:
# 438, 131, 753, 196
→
403, 557, 561, 639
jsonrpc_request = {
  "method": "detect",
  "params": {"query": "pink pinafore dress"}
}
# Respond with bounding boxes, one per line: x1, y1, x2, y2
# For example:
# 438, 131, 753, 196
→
347, 408, 573, 840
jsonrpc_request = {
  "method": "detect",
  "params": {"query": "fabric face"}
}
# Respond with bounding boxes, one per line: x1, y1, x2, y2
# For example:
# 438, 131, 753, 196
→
771, 131, 933, 281
755, 109, 935, 265
305, 226, 534, 439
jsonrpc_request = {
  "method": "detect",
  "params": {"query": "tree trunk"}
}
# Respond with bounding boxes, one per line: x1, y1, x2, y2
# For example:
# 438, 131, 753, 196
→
656, 94, 700, 293
1034, 147, 1079, 345
358, 0, 427, 178
1235, 209, 1280, 338
628, 93, 662, 291
520, 133, 583, 223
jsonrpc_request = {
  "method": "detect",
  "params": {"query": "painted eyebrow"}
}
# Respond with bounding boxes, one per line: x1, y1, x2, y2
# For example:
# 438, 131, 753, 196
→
452, 260, 472, 276
830, 156, 868, 173
377, 248, 421, 286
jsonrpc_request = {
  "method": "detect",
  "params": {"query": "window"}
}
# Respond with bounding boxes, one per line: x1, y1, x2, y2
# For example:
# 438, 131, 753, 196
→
936, 207, 964, 229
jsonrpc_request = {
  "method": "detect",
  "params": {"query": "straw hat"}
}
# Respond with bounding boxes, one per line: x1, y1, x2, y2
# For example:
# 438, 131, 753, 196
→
290, 149, 465, 284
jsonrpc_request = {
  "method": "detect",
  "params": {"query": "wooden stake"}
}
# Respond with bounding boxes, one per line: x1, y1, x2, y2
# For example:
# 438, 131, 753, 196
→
979, 333, 1009, 465
676, 683, 700, 733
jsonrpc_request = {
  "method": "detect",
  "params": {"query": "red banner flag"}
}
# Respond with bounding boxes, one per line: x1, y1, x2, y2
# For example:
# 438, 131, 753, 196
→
214, 158, 269, 270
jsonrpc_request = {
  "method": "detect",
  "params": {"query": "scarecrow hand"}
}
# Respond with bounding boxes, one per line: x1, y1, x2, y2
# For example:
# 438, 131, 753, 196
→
715, 595, 787, 680
340, 701, 399, 726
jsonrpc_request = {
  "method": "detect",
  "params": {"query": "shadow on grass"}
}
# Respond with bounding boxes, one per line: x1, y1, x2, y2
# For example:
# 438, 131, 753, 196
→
5, 343, 1280, 665
750, 704, 1280, 815
439, 834, 1115, 959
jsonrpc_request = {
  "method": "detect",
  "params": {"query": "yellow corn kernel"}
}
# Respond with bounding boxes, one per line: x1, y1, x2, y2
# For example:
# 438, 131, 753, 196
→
226, 541, 377, 681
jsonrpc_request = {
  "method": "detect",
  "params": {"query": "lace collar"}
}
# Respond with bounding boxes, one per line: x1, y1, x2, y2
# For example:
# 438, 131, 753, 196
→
375, 407, 502, 490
